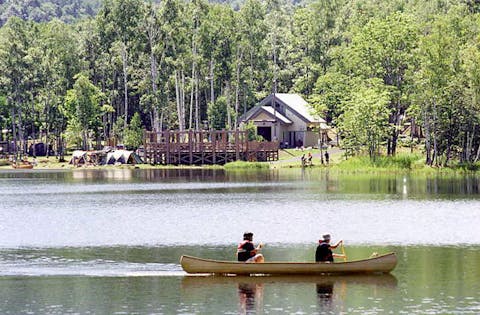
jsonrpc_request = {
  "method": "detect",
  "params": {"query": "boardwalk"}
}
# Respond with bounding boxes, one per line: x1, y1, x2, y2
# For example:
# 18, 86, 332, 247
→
144, 130, 279, 165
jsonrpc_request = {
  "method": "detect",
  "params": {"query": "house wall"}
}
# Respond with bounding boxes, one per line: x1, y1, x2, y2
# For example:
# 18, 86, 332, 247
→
253, 112, 275, 122
304, 131, 319, 147
279, 108, 320, 147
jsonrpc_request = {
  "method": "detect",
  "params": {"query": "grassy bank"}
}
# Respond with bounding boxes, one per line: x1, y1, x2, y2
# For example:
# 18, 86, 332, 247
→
1, 151, 479, 174
224, 161, 270, 170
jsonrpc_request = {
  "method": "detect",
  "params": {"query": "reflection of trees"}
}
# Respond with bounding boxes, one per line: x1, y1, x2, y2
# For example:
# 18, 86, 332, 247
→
238, 283, 263, 315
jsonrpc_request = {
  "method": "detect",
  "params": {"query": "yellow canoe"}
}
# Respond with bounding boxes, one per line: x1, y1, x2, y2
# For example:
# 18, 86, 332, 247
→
180, 252, 397, 275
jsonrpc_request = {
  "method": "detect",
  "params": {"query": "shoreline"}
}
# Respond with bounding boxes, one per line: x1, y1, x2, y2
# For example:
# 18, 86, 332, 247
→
1, 149, 478, 174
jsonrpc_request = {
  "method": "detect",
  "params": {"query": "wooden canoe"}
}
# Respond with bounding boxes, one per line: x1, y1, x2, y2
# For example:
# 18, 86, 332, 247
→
12, 162, 34, 169
180, 253, 397, 275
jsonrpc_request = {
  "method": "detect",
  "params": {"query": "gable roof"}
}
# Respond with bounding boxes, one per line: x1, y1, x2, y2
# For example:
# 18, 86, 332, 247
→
240, 105, 292, 124
259, 93, 326, 124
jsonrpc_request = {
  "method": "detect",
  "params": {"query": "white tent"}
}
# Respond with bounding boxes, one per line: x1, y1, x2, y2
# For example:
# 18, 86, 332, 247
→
69, 150, 87, 165
105, 150, 143, 165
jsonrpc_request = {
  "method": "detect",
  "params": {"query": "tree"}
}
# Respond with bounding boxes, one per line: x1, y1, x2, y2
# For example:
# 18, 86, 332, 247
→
62, 74, 104, 150
124, 112, 143, 149
208, 95, 228, 130
338, 79, 392, 160
343, 12, 418, 156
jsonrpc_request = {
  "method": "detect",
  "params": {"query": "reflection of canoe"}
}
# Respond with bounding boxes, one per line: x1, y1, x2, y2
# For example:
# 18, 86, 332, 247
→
182, 273, 397, 288
12, 162, 34, 169
180, 253, 397, 275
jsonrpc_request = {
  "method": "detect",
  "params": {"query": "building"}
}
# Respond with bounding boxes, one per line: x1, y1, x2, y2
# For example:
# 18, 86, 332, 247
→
240, 93, 331, 148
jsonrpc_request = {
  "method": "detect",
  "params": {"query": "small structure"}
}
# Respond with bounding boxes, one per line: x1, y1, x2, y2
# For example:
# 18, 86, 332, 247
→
240, 93, 331, 148
144, 130, 278, 165
69, 150, 88, 166
69, 149, 143, 166
106, 150, 143, 165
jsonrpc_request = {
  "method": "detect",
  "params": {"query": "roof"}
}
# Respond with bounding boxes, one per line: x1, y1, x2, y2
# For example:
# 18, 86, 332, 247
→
258, 106, 293, 124
240, 104, 293, 124
259, 93, 326, 124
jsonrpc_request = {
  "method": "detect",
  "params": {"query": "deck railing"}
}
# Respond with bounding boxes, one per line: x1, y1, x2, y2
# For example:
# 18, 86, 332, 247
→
144, 130, 278, 165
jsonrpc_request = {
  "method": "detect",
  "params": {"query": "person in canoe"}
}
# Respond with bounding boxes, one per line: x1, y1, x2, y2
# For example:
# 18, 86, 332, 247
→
237, 232, 264, 263
315, 234, 345, 262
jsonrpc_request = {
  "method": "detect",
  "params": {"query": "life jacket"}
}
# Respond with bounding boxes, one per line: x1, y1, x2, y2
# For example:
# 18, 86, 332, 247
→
237, 240, 255, 261
316, 241, 333, 262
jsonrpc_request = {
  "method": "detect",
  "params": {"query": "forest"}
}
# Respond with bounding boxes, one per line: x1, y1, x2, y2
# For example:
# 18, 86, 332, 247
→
1, 0, 480, 166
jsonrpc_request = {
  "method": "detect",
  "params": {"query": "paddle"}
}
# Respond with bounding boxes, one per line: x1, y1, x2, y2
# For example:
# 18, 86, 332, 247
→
340, 242, 347, 262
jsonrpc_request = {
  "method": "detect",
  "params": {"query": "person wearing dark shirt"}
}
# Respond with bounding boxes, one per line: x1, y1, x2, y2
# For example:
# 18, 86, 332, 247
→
315, 234, 345, 262
237, 232, 264, 263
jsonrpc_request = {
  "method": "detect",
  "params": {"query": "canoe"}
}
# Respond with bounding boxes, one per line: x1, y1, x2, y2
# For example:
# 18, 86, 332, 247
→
180, 252, 397, 275
12, 163, 34, 169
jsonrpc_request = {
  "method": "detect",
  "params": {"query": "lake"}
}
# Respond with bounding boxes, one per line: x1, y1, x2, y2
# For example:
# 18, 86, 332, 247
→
0, 168, 479, 314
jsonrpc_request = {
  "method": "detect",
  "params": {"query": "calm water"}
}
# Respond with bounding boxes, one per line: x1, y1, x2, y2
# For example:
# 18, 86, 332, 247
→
0, 168, 479, 314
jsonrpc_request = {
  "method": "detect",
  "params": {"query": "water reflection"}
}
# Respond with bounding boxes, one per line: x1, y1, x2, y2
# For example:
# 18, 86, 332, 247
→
238, 282, 263, 315
316, 281, 334, 312
182, 274, 397, 314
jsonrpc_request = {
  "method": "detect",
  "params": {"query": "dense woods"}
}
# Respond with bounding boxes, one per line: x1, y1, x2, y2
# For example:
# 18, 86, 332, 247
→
1, 0, 480, 166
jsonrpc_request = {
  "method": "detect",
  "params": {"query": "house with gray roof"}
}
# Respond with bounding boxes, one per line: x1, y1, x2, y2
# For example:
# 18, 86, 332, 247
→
240, 93, 330, 148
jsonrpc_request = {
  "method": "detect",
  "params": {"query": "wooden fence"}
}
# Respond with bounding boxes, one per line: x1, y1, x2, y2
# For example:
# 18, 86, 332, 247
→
144, 130, 278, 165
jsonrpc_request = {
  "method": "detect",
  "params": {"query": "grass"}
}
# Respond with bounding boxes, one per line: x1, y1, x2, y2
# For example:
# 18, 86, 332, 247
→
224, 161, 270, 170
335, 154, 423, 170
2, 149, 479, 175
278, 148, 321, 160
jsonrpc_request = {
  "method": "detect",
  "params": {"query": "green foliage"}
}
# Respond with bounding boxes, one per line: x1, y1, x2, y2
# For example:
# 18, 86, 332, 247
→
207, 96, 228, 130
338, 79, 392, 160
0, 0, 103, 26
62, 73, 104, 149
112, 116, 125, 143
124, 112, 143, 149
242, 120, 262, 141
1, 0, 480, 169
64, 118, 83, 149
337, 154, 424, 170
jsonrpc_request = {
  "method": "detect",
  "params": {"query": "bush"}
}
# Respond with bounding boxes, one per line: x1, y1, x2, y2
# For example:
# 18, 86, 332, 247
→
337, 153, 423, 170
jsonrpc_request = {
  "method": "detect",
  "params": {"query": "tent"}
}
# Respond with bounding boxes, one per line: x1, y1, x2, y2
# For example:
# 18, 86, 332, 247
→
105, 150, 143, 165
69, 150, 87, 165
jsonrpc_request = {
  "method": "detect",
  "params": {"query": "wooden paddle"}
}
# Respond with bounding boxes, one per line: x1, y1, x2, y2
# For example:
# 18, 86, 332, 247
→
341, 242, 347, 262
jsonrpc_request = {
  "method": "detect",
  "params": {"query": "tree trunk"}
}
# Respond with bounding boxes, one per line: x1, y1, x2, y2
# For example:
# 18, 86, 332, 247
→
195, 74, 199, 130
150, 50, 159, 131
234, 48, 243, 130
121, 41, 129, 130
226, 82, 231, 130
147, 17, 160, 132
189, 57, 195, 130
175, 70, 185, 132
423, 104, 432, 165
209, 58, 215, 105
432, 100, 439, 166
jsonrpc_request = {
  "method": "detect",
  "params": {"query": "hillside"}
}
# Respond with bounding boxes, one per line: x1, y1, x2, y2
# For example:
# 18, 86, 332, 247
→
0, 0, 101, 25
0, 0, 308, 26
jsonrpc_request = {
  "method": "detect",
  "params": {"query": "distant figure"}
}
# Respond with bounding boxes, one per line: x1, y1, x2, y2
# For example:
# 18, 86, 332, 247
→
315, 234, 345, 262
301, 154, 306, 167
237, 232, 264, 263
307, 153, 313, 166
324, 151, 330, 165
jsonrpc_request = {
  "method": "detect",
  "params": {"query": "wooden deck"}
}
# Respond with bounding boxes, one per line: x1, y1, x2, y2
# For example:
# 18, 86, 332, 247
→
144, 130, 279, 165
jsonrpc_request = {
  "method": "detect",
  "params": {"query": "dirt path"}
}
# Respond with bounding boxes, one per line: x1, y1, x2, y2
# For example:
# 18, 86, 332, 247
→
274, 147, 343, 165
